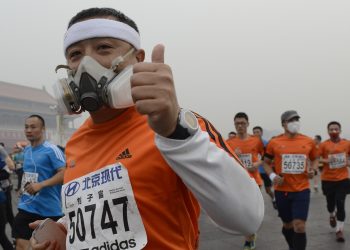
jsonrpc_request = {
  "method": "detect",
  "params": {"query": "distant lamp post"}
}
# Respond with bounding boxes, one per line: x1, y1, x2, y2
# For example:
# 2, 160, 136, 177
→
49, 104, 64, 146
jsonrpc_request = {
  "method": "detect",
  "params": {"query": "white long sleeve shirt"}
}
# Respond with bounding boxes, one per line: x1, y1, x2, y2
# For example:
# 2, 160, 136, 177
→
156, 123, 264, 235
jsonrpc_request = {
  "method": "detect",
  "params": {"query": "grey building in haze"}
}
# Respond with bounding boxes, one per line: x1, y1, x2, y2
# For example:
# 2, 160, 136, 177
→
0, 81, 78, 152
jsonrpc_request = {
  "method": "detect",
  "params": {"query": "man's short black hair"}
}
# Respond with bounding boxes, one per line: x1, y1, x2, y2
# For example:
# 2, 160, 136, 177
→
27, 114, 45, 127
0, 142, 4, 147
234, 112, 249, 121
327, 121, 341, 130
253, 126, 263, 132
68, 7, 139, 33
314, 135, 322, 141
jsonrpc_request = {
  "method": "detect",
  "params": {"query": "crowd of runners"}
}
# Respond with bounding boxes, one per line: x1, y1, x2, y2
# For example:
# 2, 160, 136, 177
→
226, 110, 350, 250
1, 108, 349, 250
1, 110, 348, 250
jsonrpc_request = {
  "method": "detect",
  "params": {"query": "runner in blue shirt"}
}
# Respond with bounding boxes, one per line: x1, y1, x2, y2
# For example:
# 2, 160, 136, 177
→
12, 115, 66, 250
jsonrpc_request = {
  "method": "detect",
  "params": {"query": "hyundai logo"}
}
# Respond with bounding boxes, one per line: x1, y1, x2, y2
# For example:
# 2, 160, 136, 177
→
64, 181, 80, 197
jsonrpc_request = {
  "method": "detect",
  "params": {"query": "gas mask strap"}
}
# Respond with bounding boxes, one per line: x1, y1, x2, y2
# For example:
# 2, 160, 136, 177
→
111, 48, 135, 72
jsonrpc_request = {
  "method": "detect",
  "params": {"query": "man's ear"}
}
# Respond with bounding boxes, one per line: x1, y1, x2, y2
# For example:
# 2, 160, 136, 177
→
135, 49, 145, 62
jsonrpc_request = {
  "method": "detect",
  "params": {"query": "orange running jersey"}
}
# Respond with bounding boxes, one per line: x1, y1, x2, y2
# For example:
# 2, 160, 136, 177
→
226, 135, 264, 186
64, 107, 237, 250
318, 139, 350, 181
265, 134, 318, 192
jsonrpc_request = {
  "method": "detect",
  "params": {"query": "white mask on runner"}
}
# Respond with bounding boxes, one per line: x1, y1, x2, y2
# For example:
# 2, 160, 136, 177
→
287, 121, 300, 134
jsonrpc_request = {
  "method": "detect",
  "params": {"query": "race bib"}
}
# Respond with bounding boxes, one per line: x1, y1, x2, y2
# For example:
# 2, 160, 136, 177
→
329, 153, 347, 169
239, 154, 253, 168
62, 163, 147, 250
22, 172, 38, 195
281, 154, 306, 174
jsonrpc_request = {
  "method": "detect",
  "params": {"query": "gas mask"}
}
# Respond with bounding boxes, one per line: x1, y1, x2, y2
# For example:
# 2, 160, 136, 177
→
53, 48, 135, 115
287, 121, 301, 134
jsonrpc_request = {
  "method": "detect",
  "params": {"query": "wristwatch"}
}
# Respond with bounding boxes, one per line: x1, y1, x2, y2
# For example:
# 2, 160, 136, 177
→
167, 109, 199, 139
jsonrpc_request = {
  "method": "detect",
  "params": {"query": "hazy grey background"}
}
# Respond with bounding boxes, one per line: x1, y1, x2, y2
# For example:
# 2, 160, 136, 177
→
0, 0, 349, 140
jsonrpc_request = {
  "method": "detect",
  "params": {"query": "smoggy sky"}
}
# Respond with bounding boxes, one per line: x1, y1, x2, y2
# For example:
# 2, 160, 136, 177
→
1, 0, 349, 140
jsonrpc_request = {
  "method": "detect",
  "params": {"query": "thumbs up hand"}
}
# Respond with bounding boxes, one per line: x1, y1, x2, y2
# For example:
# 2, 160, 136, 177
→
131, 44, 180, 137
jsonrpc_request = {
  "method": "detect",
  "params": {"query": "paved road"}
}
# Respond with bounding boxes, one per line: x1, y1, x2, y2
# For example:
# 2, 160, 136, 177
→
199, 183, 350, 250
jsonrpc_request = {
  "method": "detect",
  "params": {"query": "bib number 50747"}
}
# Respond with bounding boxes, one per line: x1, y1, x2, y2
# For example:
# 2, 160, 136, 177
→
68, 196, 129, 244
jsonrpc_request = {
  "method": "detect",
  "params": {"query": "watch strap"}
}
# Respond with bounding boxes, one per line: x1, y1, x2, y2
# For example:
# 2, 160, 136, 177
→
167, 122, 191, 139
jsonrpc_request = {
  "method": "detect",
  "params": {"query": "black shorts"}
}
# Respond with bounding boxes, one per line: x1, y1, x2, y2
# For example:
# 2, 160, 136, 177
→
275, 189, 310, 222
260, 173, 272, 188
321, 179, 350, 196
12, 209, 62, 240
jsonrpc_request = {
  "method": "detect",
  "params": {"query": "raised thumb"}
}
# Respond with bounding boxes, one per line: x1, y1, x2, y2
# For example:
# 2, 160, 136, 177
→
151, 44, 165, 63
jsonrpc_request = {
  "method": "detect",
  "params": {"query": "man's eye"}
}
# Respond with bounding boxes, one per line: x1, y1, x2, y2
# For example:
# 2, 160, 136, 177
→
69, 51, 81, 59
97, 44, 112, 50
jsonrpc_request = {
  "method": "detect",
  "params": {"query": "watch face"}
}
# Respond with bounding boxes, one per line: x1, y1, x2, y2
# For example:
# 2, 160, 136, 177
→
184, 111, 197, 129
180, 109, 199, 135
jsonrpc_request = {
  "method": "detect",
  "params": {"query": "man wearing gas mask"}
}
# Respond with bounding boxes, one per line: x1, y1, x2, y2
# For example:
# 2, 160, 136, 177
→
263, 110, 318, 250
30, 7, 263, 250
318, 121, 350, 242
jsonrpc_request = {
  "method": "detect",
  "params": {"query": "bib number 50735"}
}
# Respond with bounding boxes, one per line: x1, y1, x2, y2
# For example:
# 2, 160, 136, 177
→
68, 196, 129, 244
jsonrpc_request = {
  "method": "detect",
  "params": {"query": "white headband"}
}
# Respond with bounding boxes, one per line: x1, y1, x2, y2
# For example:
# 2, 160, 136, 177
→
63, 18, 141, 54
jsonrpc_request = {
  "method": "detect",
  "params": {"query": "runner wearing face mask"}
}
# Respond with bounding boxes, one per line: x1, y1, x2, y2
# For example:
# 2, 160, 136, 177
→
263, 110, 318, 250
29, 7, 264, 250
318, 121, 350, 242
